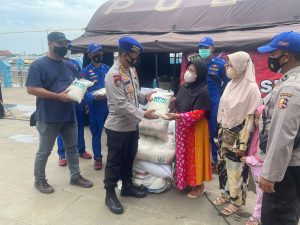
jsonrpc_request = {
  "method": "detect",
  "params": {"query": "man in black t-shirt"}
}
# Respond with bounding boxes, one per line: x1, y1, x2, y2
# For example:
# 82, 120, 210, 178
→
26, 32, 93, 193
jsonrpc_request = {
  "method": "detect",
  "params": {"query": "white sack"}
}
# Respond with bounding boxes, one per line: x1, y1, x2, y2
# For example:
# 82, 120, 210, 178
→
66, 79, 94, 103
139, 118, 169, 141
148, 90, 174, 119
136, 135, 175, 164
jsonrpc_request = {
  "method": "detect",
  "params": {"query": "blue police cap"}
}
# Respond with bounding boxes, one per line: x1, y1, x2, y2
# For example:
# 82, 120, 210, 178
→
119, 37, 144, 53
87, 43, 103, 54
198, 37, 214, 47
258, 31, 300, 53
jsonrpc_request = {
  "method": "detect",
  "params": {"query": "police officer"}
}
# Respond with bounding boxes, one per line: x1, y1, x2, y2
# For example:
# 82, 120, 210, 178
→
56, 49, 92, 166
80, 43, 110, 170
257, 31, 300, 225
198, 37, 228, 166
104, 37, 157, 214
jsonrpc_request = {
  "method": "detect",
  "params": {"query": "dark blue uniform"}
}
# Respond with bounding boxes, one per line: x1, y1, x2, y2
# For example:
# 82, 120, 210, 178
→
207, 57, 228, 163
56, 59, 87, 158
80, 63, 110, 160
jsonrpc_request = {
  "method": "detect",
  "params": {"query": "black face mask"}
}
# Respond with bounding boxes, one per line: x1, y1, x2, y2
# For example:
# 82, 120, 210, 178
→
268, 53, 287, 73
53, 46, 68, 57
126, 54, 140, 67
92, 54, 103, 64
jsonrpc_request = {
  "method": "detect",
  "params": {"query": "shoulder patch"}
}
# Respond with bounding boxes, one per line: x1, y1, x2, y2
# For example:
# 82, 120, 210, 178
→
113, 75, 122, 87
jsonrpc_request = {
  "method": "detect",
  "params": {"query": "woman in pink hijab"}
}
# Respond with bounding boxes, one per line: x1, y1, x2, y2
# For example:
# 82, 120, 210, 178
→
213, 51, 261, 216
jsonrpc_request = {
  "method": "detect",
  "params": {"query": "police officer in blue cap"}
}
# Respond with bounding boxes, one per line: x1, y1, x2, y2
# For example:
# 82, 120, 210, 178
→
257, 31, 300, 225
198, 37, 228, 168
103, 37, 157, 214
80, 43, 110, 170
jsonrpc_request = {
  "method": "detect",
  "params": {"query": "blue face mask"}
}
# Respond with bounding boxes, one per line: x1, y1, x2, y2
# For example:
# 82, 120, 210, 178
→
199, 49, 211, 59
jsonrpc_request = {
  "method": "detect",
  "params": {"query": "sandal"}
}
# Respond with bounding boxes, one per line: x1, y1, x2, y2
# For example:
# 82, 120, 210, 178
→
187, 187, 206, 199
246, 216, 261, 225
213, 197, 228, 206
221, 203, 241, 216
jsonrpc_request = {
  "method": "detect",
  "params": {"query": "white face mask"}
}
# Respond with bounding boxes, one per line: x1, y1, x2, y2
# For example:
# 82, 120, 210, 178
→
226, 67, 240, 79
184, 70, 197, 83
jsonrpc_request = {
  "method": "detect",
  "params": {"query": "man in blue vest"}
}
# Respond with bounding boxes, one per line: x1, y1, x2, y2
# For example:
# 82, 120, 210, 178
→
80, 43, 110, 170
198, 37, 228, 167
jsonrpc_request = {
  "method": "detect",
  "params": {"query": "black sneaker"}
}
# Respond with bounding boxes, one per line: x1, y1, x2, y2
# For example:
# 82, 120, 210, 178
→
70, 175, 93, 188
34, 179, 54, 194
105, 195, 124, 214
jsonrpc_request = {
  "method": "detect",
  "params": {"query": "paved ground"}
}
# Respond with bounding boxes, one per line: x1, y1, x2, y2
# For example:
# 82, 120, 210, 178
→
0, 87, 258, 225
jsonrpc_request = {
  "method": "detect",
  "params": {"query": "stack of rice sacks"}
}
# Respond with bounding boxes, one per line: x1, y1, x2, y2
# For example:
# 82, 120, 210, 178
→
133, 89, 175, 193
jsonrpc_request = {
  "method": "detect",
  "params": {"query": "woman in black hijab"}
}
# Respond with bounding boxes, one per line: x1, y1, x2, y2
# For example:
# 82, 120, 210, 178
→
166, 60, 212, 198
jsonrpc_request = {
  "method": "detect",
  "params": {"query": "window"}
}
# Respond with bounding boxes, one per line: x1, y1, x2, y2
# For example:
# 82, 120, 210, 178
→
169, 52, 182, 64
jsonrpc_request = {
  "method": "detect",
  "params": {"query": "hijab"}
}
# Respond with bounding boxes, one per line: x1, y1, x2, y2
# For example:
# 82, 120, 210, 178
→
217, 51, 261, 129
175, 60, 210, 113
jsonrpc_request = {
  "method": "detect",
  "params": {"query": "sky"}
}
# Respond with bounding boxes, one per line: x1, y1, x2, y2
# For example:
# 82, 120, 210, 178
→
0, 0, 107, 54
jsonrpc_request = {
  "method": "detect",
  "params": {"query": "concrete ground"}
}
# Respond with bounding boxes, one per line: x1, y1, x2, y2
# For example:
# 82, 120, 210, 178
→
0, 87, 258, 225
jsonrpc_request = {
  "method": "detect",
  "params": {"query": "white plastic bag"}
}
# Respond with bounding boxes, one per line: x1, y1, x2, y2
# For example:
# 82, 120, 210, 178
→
92, 88, 106, 96
133, 160, 172, 178
136, 135, 175, 164
139, 118, 169, 141
66, 79, 94, 103
118, 173, 171, 194
133, 174, 170, 193
148, 90, 174, 119
168, 120, 176, 135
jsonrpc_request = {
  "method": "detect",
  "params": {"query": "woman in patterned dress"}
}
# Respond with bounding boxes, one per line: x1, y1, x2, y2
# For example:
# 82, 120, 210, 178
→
166, 59, 212, 198
213, 51, 261, 216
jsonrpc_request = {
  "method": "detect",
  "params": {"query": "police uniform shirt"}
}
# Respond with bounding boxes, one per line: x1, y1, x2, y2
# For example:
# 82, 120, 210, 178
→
80, 63, 110, 106
207, 57, 228, 103
104, 59, 146, 132
262, 66, 300, 182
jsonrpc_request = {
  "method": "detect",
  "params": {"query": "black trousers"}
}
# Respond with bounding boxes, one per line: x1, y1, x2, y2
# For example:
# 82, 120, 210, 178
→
262, 166, 300, 225
104, 128, 139, 190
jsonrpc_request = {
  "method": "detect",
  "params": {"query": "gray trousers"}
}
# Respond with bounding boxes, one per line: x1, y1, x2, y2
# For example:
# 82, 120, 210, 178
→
34, 121, 80, 182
